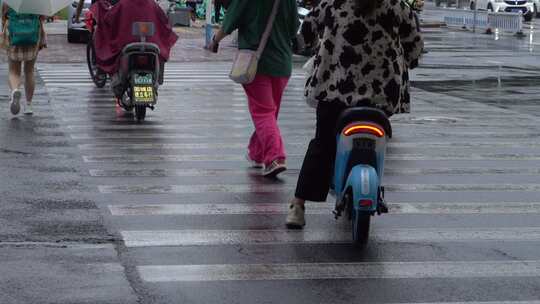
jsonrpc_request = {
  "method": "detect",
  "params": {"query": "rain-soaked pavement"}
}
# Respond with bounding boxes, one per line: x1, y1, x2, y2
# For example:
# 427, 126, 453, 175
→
2, 5, 540, 303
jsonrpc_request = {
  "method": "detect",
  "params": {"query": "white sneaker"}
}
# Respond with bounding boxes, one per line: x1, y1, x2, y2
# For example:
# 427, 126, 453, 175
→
10, 89, 21, 115
263, 159, 287, 178
286, 202, 305, 229
23, 103, 33, 115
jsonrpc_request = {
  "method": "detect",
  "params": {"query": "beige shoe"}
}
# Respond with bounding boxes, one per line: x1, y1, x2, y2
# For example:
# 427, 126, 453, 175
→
286, 203, 305, 229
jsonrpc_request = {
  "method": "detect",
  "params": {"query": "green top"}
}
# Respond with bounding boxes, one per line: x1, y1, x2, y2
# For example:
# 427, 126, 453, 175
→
222, 0, 299, 77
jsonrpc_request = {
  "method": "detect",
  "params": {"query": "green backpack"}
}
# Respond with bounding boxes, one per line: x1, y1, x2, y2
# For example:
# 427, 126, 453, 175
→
7, 8, 40, 46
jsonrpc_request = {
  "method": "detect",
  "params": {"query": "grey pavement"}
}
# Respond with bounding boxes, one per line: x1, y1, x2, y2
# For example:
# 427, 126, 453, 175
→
2, 6, 540, 304
0, 67, 137, 303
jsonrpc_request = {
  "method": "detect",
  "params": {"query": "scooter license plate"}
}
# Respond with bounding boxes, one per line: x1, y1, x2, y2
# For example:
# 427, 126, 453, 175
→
133, 85, 155, 103
353, 138, 375, 150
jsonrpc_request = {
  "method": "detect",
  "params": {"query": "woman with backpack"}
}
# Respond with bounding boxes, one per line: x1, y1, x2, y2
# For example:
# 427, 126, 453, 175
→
1, 3, 46, 116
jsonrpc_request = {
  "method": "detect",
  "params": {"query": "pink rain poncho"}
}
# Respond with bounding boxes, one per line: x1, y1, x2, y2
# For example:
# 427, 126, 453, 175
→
89, 0, 178, 74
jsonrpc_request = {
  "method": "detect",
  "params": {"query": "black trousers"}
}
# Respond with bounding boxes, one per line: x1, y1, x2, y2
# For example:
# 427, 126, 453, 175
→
413, 11, 421, 32
186, 2, 197, 12
214, 1, 223, 23
295, 101, 347, 202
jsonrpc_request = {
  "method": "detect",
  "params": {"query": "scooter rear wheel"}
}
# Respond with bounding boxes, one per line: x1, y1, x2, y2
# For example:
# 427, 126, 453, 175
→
344, 192, 371, 245
135, 105, 146, 121
352, 209, 371, 245
86, 40, 106, 88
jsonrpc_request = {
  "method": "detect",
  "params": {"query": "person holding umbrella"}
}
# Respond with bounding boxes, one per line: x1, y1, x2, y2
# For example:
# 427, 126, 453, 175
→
74, 0, 121, 23
1, 2, 47, 115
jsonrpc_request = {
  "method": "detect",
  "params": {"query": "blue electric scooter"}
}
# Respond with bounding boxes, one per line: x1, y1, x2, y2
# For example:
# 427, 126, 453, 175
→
332, 107, 392, 245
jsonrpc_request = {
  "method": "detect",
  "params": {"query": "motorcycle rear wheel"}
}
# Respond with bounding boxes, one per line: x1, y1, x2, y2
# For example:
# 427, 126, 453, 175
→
135, 105, 146, 121
86, 40, 107, 88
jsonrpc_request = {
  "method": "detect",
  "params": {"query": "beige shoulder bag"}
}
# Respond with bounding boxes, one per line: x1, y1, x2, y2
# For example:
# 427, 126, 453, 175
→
229, 0, 281, 84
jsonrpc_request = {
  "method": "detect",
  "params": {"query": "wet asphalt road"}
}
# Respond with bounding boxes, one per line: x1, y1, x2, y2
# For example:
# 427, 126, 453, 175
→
2, 8, 540, 304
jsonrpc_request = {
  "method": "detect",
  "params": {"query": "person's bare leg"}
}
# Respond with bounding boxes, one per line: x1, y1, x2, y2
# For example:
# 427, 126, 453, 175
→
8, 60, 22, 91
8, 60, 23, 114
23, 59, 36, 104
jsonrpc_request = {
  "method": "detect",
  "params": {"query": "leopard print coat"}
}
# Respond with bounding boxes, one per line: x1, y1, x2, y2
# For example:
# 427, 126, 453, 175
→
301, 0, 423, 115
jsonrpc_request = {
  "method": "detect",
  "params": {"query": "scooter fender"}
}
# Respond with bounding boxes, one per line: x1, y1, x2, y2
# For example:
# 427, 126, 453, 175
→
344, 165, 379, 212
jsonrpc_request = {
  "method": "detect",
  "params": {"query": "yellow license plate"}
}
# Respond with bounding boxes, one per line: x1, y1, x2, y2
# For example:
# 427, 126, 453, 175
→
133, 85, 155, 103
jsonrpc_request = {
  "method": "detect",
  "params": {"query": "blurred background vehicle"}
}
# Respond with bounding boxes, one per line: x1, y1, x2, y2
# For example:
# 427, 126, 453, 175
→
434, 0, 470, 8
469, 0, 534, 21
67, 0, 91, 43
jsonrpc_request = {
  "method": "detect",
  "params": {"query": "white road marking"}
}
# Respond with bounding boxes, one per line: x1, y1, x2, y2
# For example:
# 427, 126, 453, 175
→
98, 184, 540, 194
98, 184, 292, 194
89, 168, 299, 177
93, 167, 540, 178
83, 153, 540, 162
108, 202, 540, 216
83, 154, 303, 163
121, 227, 540, 247
138, 260, 540, 282
74, 141, 540, 152
79, 142, 302, 150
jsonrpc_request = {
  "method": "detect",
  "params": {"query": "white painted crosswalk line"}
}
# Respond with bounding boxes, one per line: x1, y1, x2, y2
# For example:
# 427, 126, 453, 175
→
120, 227, 540, 247
89, 167, 540, 177
108, 201, 540, 216
98, 184, 540, 194
138, 260, 540, 282
80, 153, 540, 162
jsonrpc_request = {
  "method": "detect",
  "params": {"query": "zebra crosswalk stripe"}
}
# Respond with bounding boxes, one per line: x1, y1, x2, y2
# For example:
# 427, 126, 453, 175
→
120, 227, 540, 247
137, 260, 540, 282
107, 202, 540, 216
98, 184, 540, 194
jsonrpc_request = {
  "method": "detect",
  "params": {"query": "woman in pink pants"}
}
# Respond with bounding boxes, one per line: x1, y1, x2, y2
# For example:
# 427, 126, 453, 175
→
209, 0, 299, 178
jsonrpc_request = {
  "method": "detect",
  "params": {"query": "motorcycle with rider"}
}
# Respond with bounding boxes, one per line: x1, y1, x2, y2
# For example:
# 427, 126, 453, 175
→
75, 0, 178, 121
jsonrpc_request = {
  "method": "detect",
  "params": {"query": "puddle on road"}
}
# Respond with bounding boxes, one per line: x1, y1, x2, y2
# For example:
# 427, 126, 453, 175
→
391, 115, 462, 124
414, 75, 540, 91
413, 75, 540, 113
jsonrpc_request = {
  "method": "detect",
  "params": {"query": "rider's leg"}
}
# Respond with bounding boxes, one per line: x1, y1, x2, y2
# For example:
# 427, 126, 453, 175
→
287, 101, 347, 228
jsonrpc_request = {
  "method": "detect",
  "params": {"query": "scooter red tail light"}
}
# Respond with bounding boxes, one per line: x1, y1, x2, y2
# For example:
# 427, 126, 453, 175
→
138, 23, 151, 35
343, 124, 384, 137
359, 199, 373, 207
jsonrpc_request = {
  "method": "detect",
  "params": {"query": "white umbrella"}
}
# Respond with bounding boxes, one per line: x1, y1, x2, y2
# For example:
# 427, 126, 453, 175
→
3, 0, 73, 16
